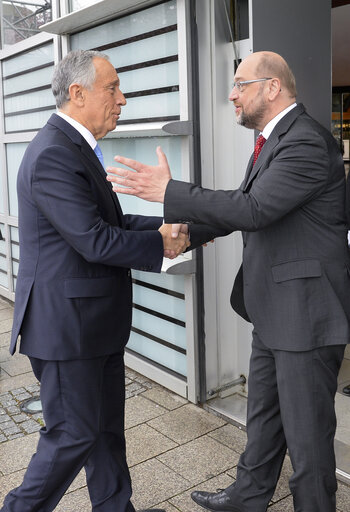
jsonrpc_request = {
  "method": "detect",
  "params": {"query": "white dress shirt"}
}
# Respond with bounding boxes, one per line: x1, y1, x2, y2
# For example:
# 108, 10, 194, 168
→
261, 103, 297, 140
56, 111, 98, 151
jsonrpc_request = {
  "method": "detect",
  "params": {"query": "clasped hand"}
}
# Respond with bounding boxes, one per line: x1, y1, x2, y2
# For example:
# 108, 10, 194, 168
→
159, 224, 190, 259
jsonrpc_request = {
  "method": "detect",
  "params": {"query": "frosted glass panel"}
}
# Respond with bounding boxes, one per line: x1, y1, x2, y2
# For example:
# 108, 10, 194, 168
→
3, 67, 54, 96
70, 0, 177, 50
5, 109, 55, 133
105, 31, 178, 69
12, 260, 19, 277
3, 43, 55, 133
132, 270, 184, 295
0, 224, 7, 289
122, 92, 179, 122
0, 254, 6, 272
4, 89, 54, 114
100, 136, 182, 217
127, 331, 187, 376
133, 283, 185, 322
119, 61, 178, 93
6, 143, 28, 217
10, 226, 19, 243
0, 164, 3, 214
11, 242, 19, 260
0, 269, 8, 289
133, 308, 186, 349
2, 44, 54, 77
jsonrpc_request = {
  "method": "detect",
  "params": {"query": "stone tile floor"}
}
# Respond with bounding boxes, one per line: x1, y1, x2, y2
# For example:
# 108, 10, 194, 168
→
1, 296, 350, 511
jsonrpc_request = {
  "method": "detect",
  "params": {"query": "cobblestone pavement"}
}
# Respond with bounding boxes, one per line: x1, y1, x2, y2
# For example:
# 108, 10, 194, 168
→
1, 296, 350, 511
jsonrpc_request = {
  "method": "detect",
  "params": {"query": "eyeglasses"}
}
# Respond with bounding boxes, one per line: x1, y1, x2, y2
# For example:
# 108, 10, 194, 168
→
232, 78, 272, 93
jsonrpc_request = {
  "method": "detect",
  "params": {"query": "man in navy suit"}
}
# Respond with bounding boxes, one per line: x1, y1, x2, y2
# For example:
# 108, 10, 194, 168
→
0, 50, 191, 512
107, 52, 350, 511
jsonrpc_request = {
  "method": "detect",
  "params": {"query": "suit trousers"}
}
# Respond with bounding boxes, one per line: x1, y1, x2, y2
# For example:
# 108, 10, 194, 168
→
224, 333, 345, 512
1, 353, 135, 512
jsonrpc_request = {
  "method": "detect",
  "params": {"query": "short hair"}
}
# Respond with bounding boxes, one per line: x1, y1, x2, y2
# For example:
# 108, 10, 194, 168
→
51, 49, 110, 108
256, 53, 297, 98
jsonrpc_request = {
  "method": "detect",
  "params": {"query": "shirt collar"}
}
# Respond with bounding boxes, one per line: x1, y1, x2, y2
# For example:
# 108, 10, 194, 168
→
261, 103, 297, 140
56, 111, 97, 150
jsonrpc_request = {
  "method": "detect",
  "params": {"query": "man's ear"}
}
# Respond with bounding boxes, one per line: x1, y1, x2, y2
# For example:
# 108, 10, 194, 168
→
68, 83, 85, 106
268, 78, 281, 101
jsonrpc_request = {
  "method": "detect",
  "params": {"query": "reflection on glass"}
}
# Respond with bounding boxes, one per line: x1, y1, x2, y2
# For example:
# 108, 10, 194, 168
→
0, 0, 52, 48
332, 91, 350, 162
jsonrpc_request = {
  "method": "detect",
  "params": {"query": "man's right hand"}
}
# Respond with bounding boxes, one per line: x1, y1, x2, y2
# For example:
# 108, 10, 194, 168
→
159, 224, 190, 259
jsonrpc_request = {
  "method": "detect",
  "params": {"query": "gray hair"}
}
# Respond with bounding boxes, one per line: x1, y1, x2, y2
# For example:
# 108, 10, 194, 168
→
51, 49, 110, 108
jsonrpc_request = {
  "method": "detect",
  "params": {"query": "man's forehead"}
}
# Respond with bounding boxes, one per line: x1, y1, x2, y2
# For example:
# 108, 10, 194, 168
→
234, 55, 259, 80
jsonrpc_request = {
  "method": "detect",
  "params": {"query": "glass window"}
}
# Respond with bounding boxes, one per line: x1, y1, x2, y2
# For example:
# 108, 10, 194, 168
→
70, 0, 179, 124
69, 0, 96, 12
11, 226, 19, 291
0, 223, 7, 289
0, 159, 4, 214
128, 271, 187, 377
0, 0, 52, 48
2, 43, 55, 133
100, 137, 187, 376
6, 143, 28, 217
100, 136, 182, 217
70, 1, 177, 49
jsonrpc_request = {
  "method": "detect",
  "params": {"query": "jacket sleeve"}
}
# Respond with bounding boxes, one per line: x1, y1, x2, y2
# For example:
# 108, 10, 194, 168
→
124, 214, 163, 231
32, 145, 163, 272
164, 129, 329, 232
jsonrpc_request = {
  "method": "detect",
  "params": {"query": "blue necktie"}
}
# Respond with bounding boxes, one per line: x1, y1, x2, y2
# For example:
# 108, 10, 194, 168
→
94, 144, 105, 168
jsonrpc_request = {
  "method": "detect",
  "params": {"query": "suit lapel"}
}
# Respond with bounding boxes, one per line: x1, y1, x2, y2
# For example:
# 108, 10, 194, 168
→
243, 133, 279, 190
242, 103, 306, 191
48, 114, 125, 227
80, 141, 125, 226
241, 153, 255, 190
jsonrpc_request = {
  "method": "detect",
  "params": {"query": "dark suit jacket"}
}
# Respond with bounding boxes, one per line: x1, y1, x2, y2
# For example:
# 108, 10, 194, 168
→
164, 104, 350, 351
11, 114, 165, 360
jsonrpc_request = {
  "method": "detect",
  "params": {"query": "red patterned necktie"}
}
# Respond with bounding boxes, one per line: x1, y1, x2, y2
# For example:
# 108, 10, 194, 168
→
253, 134, 266, 166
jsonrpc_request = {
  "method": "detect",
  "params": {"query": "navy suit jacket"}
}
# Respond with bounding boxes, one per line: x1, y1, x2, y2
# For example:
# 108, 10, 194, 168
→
10, 114, 164, 360
164, 104, 350, 351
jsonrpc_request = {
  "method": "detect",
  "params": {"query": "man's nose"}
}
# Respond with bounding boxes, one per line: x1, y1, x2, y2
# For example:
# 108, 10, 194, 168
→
229, 87, 238, 102
117, 91, 127, 106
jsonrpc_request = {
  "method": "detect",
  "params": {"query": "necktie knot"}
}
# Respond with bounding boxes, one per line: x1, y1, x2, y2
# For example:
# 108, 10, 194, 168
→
253, 134, 266, 166
94, 144, 105, 168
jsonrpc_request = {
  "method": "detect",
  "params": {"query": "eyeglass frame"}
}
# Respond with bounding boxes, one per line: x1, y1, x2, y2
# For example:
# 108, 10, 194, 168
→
232, 78, 273, 93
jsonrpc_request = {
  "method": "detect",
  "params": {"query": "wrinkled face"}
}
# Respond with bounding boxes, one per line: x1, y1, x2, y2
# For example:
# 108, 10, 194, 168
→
229, 58, 269, 131
82, 58, 126, 139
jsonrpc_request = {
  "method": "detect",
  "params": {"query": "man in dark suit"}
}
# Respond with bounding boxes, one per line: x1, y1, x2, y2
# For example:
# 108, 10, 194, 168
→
1, 50, 191, 512
107, 51, 350, 512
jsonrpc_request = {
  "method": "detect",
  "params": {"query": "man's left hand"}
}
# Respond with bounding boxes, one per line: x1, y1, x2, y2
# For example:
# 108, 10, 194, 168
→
106, 146, 171, 203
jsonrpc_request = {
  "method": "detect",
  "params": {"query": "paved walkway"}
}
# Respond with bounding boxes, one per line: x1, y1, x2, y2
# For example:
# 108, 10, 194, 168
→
1, 295, 350, 511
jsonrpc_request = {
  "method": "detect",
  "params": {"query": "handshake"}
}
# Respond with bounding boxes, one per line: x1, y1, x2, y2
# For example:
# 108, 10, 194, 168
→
159, 223, 190, 259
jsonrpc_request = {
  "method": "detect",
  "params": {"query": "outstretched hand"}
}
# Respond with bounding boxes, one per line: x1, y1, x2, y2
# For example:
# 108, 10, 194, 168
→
106, 146, 172, 203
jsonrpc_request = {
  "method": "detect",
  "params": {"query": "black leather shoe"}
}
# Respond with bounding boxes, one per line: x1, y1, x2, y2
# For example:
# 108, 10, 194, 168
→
191, 489, 242, 512
343, 384, 350, 395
